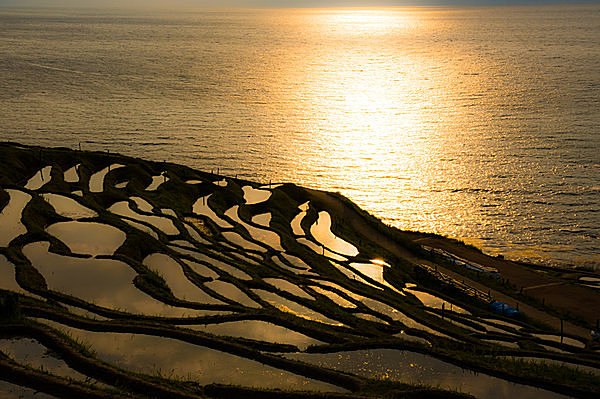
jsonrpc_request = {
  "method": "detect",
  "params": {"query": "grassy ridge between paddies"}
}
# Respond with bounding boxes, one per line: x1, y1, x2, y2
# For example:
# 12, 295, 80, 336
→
0, 142, 598, 399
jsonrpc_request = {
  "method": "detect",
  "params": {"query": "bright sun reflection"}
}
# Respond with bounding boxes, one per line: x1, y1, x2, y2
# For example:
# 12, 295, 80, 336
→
319, 8, 421, 34
280, 7, 464, 238
295, 9, 435, 180
370, 259, 391, 267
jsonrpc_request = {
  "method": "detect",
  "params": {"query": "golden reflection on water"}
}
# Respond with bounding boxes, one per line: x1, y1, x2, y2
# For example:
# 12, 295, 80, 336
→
3, 6, 597, 268
315, 8, 422, 34
286, 8, 458, 234
244, 8, 594, 269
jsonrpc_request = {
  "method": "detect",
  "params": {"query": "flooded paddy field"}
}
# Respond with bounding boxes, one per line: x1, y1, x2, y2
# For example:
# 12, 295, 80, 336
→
0, 143, 599, 399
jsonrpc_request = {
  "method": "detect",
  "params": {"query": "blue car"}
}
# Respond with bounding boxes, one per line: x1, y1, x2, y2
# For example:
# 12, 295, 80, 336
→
490, 301, 520, 317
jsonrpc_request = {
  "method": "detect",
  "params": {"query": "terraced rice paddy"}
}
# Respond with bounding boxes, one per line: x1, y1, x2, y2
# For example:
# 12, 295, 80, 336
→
45, 221, 126, 256
286, 349, 572, 399
89, 164, 125, 193
0, 189, 31, 247
0, 143, 599, 399
62, 164, 80, 183
108, 200, 179, 235
145, 171, 169, 191
186, 319, 322, 350
24, 166, 52, 190
41, 193, 98, 219
310, 211, 359, 257
242, 185, 271, 205
0, 338, 94, 383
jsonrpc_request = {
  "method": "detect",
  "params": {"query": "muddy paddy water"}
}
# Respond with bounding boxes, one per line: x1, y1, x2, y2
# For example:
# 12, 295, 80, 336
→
108, 201, 178, 235
0, 254, 35, 296
252, 289, 345, 326
224, 205, 284, 251
264, 278, 314, 300
405, 288, 470, 314
0, 381, 57, 399
185, 320, 323, 350
41, 193, 98, 219
0, 338, 94, 383
36, 319, 344, 392
286, 349, 572, 399
206, 280, 261, 308
23, 242, 209, 317
298, 237, 347, 262
252, 212, 271, 227
145, 172, 169, 191
192, 194, 233, 228
310, 211, 358, 257
24, 166, 52, 191
45, 221, 126, 256
63, 164, 80, 183
143, 253, 226, 304
1, 144, 599, 399
0, 189, 31, 247
89, 164, 124, 193
242, 185, 271, 205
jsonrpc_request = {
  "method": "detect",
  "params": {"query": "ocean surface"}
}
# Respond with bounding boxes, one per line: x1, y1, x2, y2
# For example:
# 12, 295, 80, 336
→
0, 5, 598, 269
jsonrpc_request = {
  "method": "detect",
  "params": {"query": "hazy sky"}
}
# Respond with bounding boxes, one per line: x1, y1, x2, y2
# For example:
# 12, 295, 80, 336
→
0, 0, 596, 8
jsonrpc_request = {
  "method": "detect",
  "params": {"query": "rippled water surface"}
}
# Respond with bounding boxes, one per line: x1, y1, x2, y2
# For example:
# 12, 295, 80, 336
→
1, 5, 598, 268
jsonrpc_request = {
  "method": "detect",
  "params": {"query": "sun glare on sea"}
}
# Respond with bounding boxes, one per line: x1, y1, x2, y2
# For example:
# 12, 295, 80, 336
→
289, 8, 438, 185
295, 7, 431, 140
274, 7, 468, 235
316, 8, 422, 35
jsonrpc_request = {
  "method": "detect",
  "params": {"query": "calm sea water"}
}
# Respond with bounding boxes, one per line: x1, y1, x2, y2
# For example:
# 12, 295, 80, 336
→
1, 5, 598, 269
